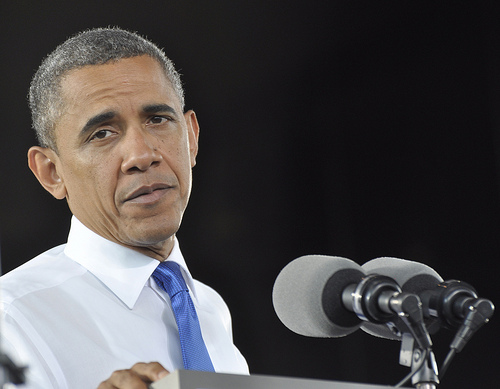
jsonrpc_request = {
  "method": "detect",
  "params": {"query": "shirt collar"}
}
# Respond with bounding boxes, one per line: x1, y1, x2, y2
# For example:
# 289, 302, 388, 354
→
64, 216, 196, 309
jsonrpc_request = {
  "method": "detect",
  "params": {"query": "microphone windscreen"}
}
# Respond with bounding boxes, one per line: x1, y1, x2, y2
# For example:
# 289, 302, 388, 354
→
360, 257, 443, 340
362, 257, 443, 292
272, 255, 365, 338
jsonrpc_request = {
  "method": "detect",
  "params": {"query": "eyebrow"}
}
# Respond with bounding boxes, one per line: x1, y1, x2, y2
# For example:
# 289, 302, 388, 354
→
142, 103, 177, 116
79, 104, 178, 139
80, 111, 117, 138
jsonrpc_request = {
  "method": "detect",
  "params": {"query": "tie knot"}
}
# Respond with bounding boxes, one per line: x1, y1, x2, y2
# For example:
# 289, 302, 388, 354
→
152, 261, 188, 298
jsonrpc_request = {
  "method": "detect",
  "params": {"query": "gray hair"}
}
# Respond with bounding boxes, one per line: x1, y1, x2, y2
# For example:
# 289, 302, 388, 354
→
29, 27, 185, 151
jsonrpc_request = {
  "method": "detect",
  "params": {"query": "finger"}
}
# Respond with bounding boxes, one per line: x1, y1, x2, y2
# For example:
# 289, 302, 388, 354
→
97, 368, 146, 389
131, 362, 169, 382
96, 363, 168, 389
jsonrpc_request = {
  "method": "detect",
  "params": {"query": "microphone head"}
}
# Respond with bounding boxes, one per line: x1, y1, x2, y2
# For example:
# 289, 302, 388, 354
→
272, 255, 365, 338
362, 257, 443, 293
360, 257, 443, 340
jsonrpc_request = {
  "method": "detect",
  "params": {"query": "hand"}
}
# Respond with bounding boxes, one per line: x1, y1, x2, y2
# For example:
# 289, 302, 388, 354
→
97, 362, 169, 388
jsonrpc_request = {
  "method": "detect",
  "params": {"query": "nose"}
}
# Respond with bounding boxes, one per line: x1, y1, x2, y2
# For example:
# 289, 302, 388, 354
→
120, 127, 162, 173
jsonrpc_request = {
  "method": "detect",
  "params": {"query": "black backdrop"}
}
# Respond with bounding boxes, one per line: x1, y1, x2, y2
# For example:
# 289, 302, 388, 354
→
1, 1, 499, 388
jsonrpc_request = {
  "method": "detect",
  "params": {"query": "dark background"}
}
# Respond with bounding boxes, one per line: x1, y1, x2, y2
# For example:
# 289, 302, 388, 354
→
1, 1, 499, 388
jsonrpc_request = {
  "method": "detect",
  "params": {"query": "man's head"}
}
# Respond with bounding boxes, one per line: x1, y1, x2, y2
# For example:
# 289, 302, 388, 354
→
27, 28, 199, 260
29, 27, 185, 152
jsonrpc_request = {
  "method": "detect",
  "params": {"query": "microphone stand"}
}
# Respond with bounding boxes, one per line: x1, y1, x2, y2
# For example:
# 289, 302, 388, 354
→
398, 334, 439, 388
0, 246, 26, 387
0, 351, 25, 387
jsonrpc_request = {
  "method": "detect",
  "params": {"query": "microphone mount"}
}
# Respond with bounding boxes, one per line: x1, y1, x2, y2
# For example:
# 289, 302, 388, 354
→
419, 280, 479, 328
342, 274, 433, 351
343, 274, 402, 323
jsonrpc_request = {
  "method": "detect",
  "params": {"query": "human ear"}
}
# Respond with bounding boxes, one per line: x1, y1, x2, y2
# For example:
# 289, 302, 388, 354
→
27, 146, 67, 200
184, 110, 200, 167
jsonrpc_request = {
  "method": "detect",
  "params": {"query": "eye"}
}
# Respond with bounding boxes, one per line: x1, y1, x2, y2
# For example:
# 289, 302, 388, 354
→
90, 129, 114, 141
148, 115, 171, 125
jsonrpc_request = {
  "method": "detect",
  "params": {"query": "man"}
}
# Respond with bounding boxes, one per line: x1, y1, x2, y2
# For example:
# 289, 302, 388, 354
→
0, 28, 248, 388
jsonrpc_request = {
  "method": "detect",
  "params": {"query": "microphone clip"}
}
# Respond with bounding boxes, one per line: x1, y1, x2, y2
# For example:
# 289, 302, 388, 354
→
398, 334, 439, 388
343, 274, 402, 323
343, 274, 433, 350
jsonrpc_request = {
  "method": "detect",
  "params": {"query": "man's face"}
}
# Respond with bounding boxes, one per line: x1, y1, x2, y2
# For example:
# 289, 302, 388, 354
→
47, 56, 199, 258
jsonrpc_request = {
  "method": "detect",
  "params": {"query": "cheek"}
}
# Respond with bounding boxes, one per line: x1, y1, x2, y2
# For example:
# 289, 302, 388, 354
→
63, 163, 115, 203
160, 135, 191, 170
169, 149, 192, 182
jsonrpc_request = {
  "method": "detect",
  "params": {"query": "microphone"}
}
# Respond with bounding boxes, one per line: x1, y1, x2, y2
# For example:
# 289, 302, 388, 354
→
362, 257, 443, 294
272, 255, 365, 338
419, 280, 494, 352
419, 280, 485, 327
272, 255, 429, 346
361, 257, 443, 340
362, 257, 494, 351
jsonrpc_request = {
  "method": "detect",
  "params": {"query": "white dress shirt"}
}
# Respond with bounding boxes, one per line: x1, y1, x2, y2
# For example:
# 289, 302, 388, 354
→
0, 217, 248, 388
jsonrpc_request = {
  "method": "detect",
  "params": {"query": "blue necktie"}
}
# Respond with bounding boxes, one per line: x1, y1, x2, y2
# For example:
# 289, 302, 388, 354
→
152, 261, 215, 372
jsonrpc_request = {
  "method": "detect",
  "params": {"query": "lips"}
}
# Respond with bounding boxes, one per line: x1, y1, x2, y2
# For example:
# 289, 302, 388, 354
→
124, 183, 173, 204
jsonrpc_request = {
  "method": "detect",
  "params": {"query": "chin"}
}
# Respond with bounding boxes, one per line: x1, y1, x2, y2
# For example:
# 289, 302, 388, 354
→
130, 223, 179, 246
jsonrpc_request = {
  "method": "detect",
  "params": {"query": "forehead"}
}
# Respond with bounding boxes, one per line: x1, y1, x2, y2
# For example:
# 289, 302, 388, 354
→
59, 55, 179, 114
